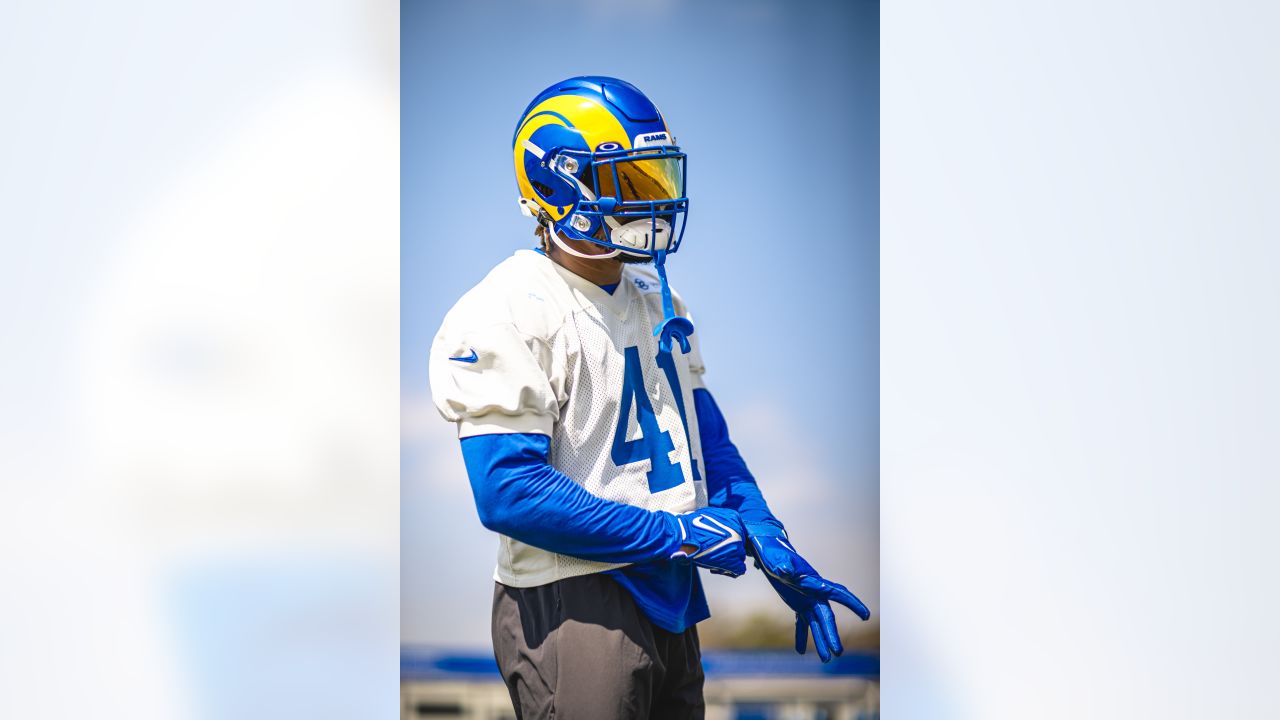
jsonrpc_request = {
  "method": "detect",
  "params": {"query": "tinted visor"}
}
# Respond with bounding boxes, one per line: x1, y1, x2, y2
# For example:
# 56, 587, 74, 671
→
597, 154, 684, 203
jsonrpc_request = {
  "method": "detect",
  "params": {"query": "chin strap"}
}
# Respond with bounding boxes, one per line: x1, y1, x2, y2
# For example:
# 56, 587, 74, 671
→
651, 248, 694, 355
550, 229, 621, 259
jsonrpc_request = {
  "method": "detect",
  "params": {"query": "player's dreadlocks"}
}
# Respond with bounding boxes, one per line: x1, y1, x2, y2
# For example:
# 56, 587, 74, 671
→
533, 208, 554, 254
534, 222, 550, 254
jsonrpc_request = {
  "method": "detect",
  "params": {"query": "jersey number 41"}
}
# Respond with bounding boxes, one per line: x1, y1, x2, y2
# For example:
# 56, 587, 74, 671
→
610, 346, 702, 494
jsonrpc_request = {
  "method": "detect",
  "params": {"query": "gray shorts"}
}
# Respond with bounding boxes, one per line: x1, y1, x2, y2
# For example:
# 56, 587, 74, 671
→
491, 573, 705, 720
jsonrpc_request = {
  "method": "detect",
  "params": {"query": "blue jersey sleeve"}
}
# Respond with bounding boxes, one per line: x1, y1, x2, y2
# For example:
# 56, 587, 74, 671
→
695, 388, 787, 538
460, 433, 683, 563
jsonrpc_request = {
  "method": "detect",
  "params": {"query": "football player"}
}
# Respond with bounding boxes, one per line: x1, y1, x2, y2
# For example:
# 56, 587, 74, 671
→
429, 76, 870, 720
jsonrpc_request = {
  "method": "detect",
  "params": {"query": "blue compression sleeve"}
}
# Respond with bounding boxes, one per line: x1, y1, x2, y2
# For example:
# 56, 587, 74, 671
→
460, 433, 682, 563
695, 388, 786, 537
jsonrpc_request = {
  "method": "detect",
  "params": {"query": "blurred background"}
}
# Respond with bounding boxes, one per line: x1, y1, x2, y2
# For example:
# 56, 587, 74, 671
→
1, 1, 398, 717
401, 1, 879, 718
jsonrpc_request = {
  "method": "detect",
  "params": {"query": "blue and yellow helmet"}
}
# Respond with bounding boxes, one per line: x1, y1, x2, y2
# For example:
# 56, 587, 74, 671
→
513, 76, 688, 263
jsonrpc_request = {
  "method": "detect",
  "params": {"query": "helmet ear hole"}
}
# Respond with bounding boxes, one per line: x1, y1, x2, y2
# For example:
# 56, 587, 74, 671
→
531, 180, 554, 198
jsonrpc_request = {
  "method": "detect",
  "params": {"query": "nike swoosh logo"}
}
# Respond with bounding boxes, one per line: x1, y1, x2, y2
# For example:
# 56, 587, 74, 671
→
691, 516, 741, 558
448, 348, 479, 363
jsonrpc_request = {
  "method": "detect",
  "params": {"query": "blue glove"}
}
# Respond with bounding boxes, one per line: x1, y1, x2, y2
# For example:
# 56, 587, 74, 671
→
669, 507, 748, 578
750, 532, 871, 662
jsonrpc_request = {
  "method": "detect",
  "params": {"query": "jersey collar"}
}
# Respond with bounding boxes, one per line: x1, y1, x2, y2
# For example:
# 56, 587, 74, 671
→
522, 249, 633, 320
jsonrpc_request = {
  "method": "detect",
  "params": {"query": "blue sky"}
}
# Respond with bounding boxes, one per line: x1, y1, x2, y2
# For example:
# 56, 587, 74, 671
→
402, 0, 879, 645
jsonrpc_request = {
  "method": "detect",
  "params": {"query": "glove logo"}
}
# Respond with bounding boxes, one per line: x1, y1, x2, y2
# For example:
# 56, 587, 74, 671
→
690, 515, 741, 558
669, 508, 748, 578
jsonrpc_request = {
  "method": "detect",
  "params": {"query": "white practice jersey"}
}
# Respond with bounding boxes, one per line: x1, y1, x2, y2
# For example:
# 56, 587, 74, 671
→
429, 249, 709, 587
